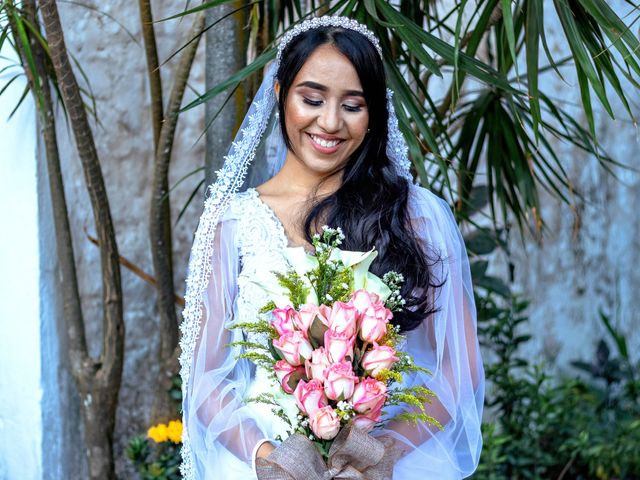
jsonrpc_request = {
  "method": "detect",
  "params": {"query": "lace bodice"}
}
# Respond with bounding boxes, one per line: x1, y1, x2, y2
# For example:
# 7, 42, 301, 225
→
228, 188, 289, 344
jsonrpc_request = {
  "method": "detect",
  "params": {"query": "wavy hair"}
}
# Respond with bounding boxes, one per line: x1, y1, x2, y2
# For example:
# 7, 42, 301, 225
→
276, 26, 441, 332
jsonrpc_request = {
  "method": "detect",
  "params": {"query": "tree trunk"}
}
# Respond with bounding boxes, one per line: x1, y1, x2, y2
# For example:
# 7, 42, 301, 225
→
149, 11, 206, 424
138, 0, 164, 150
37, 1, 125, 478
205, 1, 249, 187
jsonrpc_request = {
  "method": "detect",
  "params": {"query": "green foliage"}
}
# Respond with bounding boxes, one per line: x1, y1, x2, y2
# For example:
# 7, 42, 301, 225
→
229, 318, 277, 338
126, 436, 182, 480
127, 374, 184, 479
275, 269, 311, 309
259, 300, 278, 314
309, 228, 354, 304
172, 0, 640, 236
476, 297, 640, 479
168, 375, 182, 415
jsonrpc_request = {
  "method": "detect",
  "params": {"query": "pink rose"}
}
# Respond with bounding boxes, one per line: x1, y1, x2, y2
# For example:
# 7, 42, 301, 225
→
328, 301, 358, 337
319, 304, 332, 322
351, 289, 383, 314
351, 377, 387, 414
296, 304, 329, 337
273, 331, 313, 366
305, 347, 331, 382
351, 406, 383, 432
324, 329, 356, 363
358, 304, 392, 343
272, 306, 299, 336
293, 379, 328, 416
361, 343, 399, 377
274, 360, 306, 394
323, 361, 358, 401
309, 406, 341, 440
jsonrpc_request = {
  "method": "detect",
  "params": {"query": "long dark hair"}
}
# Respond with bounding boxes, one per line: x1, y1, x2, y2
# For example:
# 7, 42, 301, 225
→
276, 26, 440, 332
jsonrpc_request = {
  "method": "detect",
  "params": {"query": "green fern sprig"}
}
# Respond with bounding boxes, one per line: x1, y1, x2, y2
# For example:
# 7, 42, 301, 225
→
381, 323, 404, 348
259, 301, 277, 314
236, 351, 274, 367
374, 368, 403, 384
390, 412, 443, 431
245, 393, 277, 405
225, 341, 269, 352
393, 351, 432, 376
326, 265, 354, 303
229, 319, 277, 338
275, 270, 310, 308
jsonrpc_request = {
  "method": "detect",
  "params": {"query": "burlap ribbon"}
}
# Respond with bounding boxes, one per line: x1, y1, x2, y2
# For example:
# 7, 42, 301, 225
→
255, 425, 402, 480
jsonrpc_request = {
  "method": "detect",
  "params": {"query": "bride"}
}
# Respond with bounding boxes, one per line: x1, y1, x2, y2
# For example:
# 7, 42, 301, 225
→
179, 16, 484, 480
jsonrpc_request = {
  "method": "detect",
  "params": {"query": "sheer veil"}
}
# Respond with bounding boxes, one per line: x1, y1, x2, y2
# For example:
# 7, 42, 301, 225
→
180, 16, 484, 479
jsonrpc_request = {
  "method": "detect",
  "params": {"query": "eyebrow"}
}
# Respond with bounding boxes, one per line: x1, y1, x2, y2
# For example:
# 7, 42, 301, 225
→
295, 80, 364, 98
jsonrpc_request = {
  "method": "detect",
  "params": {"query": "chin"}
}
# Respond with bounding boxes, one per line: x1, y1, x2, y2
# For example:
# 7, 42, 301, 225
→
300, 156, 349, 177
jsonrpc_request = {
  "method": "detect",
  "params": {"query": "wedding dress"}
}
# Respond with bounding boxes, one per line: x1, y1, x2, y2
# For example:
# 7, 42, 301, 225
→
179, 16, 484, 480
183, 185, 484, 479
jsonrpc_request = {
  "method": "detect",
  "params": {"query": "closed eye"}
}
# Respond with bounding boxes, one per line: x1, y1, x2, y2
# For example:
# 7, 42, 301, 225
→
303, 97, 323, 107
343, 104, 363, 112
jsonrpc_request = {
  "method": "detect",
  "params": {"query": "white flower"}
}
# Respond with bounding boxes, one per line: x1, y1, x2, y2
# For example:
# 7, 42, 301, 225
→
249, 247, 319, 307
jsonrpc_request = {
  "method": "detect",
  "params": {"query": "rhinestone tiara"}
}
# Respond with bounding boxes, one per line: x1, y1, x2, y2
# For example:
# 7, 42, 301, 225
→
276, 16, 383, 63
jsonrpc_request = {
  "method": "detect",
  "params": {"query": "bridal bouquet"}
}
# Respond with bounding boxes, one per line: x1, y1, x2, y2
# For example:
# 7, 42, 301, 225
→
230, 227, 440, 476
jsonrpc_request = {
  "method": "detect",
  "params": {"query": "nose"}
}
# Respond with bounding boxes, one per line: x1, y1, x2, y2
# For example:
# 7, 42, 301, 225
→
317, 102, 342, 133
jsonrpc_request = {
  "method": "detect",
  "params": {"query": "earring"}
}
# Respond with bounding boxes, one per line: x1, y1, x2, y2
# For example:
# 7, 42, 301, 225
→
367, 128, 371, 133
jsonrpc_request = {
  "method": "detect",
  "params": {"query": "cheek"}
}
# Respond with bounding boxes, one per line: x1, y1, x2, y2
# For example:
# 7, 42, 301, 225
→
350, 113, 369, 142
284, 101, 313, 140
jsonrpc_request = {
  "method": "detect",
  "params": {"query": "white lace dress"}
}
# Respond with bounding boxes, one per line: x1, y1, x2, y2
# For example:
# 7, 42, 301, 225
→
183, 185, 484, 479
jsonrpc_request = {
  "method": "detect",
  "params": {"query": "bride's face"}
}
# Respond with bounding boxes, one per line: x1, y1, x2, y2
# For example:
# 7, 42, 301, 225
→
277, 44, 369, 177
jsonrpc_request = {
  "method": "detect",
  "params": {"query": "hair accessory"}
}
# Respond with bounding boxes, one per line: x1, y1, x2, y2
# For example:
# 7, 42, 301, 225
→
276, 16, 383, 63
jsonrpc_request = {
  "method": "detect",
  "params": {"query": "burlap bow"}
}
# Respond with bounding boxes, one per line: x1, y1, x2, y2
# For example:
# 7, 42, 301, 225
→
255, 425, 402, 480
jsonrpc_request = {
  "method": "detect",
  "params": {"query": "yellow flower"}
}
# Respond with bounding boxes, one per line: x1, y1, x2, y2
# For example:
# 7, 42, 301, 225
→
167, 419, 183, 444
147, 423, 169, 443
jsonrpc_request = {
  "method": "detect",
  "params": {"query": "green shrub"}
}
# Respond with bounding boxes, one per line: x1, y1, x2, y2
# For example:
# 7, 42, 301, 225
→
476, 297, 640, 480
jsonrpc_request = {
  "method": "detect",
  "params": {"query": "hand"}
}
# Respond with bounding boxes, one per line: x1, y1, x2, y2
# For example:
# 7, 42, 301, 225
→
374, 433, 412, 458
256, 441, 276, 459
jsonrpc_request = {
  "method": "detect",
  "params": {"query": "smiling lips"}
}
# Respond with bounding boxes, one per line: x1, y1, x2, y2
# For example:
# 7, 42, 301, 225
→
307, 133, 344, 153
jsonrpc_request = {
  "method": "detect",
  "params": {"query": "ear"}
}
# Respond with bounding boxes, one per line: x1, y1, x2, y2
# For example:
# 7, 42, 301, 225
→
274, 81, 281, 103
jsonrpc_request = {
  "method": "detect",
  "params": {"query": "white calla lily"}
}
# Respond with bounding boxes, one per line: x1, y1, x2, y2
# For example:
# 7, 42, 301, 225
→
284, 247, 320, 274
249, 247, 319, 307
362, 272, 392, 300
330, 248, 392, 301
250, 245, 390, 307
248, 268, 294, 308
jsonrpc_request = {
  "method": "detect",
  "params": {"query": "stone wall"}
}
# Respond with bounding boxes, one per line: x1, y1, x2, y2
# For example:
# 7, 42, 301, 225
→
47, 1, 207, 476
505, 0, 640, 370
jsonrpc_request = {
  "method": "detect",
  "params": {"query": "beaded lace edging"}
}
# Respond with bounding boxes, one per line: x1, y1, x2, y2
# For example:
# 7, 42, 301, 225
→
178, 86, 277, 480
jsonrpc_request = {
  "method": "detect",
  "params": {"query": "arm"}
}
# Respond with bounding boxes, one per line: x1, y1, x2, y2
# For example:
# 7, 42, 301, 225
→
374, 188, 485, 478
184, 218, 272, 474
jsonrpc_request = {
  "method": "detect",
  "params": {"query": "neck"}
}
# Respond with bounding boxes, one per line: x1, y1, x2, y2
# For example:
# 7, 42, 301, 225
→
272, 152, 343, 199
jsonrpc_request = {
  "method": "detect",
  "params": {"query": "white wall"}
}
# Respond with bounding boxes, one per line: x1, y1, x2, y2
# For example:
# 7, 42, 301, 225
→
506, 0, 640, 369
0, 42, 41, 480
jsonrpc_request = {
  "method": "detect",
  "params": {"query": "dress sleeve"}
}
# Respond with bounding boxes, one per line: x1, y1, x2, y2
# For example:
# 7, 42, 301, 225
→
184, 217, 270, 478
374, 185, 485, 479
